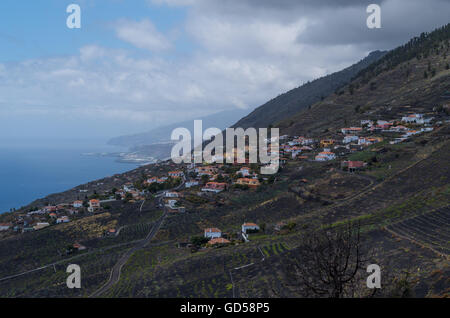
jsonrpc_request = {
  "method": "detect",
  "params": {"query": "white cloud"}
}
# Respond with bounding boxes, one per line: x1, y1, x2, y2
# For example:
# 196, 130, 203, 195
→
1, 0, 449, 140
116, 19, 172, 52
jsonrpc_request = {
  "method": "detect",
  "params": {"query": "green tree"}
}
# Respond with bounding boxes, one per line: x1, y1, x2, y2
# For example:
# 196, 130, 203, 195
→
190, 236, 208, 247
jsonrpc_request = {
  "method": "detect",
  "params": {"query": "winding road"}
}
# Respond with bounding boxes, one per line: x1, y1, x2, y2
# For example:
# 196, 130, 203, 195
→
90, 178, 185, 297
89, 202, 167, 297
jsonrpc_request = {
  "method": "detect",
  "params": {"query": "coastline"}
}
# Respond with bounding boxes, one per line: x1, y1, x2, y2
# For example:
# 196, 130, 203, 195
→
0, 143, 140, 214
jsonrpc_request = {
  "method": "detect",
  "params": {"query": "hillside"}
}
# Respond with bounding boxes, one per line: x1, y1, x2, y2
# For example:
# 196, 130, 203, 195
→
278, 24, 450, 136
0, 25, 449, 299
231, 50, 386, 129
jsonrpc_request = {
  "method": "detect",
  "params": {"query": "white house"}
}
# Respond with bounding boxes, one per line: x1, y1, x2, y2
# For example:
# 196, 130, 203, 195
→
315, 151, 336, 161
204, 228, 222, 239
185, 180, 199, 188
404, 130, 422, 137
239, 167, 251, 177
421, 127, 434, 132
341, 127, 362, 135
358, 137, 381, 146
34, 222, 50, 230
343, 135, 359, 144
361, 120, 373, 127
166, 200, 178, 209
402, 114, 424, 124
242, 223, 260, 234
165, 191, 179, 198
301, 138, 314, 146
390, 125, 408, 132
73, 200, 83, 208
168, 171, 184, 178
88, 199, 101, 212
56, 216, 70, 224
123, 183, 135, 192
0, 223, 12, 231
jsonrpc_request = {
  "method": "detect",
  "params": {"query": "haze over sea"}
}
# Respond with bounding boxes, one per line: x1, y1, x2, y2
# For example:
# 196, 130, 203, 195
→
0, 138, 138, 214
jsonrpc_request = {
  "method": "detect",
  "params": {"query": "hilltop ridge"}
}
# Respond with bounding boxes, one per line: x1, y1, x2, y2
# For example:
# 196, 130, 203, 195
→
231, 50, 386, 129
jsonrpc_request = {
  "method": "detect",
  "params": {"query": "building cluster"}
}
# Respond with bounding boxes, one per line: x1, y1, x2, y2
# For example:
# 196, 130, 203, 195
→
276, 112, 436, 168
200, 222, 261, 247
2, 108, 439, 253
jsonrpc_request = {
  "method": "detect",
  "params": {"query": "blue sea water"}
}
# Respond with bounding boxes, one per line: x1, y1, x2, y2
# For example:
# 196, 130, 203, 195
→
0, 139, 138, 214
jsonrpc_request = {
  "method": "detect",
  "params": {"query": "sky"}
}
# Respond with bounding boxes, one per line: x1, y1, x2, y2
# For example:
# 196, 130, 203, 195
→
0, 0, 449, 143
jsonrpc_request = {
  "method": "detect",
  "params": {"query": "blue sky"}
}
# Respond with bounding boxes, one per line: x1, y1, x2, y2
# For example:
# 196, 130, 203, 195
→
0, 0, 449, 144
0, 0, 190, 62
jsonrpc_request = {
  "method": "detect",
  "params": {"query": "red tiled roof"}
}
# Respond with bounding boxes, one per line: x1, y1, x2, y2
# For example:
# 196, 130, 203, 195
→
204, 227, 221, 233
208, 238, 231, 245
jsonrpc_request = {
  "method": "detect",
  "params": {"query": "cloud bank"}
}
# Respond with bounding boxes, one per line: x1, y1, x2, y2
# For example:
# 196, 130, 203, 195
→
1, 0, 449, 139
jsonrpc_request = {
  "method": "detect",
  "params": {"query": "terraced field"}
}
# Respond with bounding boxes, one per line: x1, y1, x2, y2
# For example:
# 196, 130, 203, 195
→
260, 243, 288, 258
385, 206, 450, 256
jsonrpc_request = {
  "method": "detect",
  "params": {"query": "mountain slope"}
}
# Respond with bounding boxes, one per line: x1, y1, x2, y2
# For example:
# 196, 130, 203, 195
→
108, 108, 249, 148
0, 24, 449, 299
278, 23, 450, 136
231, 50, 386, 129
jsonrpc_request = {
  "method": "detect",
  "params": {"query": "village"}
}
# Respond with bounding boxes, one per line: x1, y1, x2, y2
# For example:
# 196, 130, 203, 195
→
0, 110, 442, 252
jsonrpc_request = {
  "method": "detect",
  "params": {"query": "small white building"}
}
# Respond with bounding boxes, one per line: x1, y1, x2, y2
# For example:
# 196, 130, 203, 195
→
0, 223, 12, 231
343, 135, 359, 144
165, 191, 179, 198
185, 180, 199, 188
404, 130, 422, 137
123, 183, 135, 192
88, 199, 101, 212
361, 120, 373, 127
34, 222, 50, 230
166, 200, 178, 209
168, 171, 184, 178
239, 167, 251, 177
56, 216, 70, 224
204, 228, 222, 239
402, 114, 424, 124
315, 151, 336, 161
242, 223, 260, 234
73, 200, 83, 208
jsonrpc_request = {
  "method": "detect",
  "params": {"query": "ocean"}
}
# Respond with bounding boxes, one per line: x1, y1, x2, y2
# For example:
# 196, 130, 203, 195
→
0, 139, 138, 214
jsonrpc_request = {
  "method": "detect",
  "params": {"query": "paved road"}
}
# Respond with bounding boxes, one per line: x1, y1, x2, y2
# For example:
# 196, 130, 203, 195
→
89, 204, 167, 297
90, 178, 185, 297
0, 239, 140, 283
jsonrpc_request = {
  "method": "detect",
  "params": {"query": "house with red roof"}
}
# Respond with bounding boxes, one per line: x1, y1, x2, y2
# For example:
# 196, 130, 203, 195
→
341, 127, 363, 135
202, 182, 228, 193
315, 151, 336, 161
88, 199, 100, 212
204, 227, 222, 239
207, 238, 231, 246
168, 170, 184, 178
341, 161, 367, 172
236, 178, 261, 189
